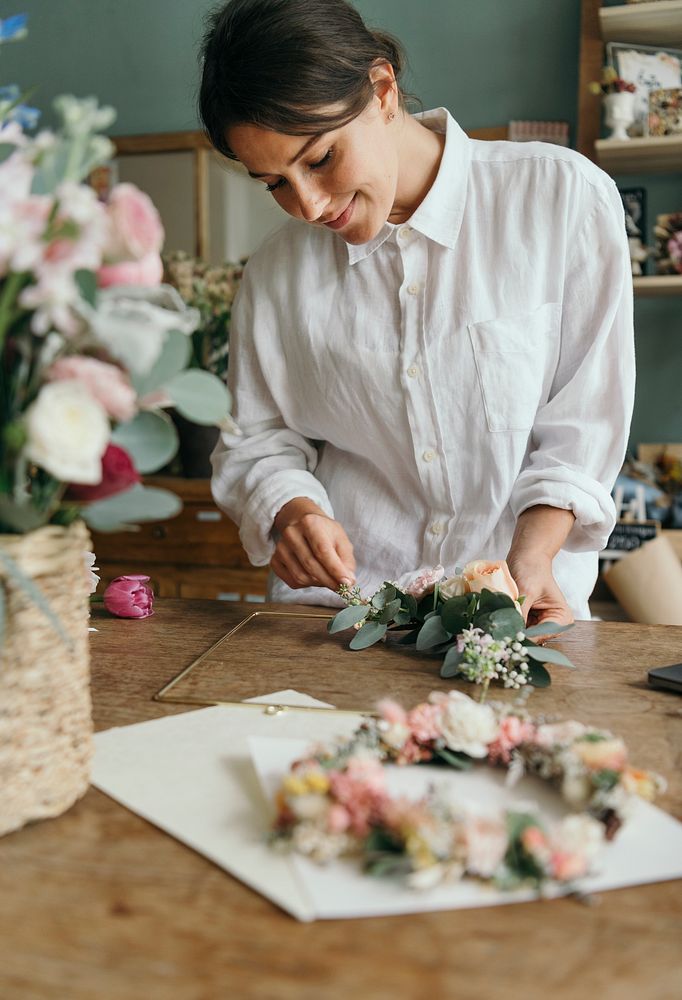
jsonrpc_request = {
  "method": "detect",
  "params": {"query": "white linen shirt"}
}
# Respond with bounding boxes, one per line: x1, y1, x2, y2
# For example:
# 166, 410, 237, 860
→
211, 108, 635, 618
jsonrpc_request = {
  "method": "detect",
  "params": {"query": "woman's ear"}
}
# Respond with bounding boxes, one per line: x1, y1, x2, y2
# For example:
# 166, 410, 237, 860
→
369, 60, 398, 118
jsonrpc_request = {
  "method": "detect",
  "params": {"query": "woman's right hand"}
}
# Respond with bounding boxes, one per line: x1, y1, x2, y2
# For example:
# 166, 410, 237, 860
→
271, 497, 356, 592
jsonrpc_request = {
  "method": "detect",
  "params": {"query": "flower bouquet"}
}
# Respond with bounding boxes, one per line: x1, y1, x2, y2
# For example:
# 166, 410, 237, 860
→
272, 690, 664, 892
0, 12, 232, 835
653, 212, 682, 276
329, 561, 575, 695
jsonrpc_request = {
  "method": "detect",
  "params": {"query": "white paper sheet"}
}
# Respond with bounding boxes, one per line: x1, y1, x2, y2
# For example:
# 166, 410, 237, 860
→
92, 699, 682, 922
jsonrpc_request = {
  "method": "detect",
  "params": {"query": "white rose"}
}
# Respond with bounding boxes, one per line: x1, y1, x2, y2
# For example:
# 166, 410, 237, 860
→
24, 380, 110, 484
439, 691, 497, 758
439, 574, 468, 599
89, 284, 199, 375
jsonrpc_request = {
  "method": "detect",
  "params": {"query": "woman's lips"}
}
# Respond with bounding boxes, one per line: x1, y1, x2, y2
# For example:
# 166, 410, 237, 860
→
324, 195, 355, 230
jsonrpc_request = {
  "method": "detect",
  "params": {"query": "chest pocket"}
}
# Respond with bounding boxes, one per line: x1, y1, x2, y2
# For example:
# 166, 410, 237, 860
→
468, 301, 560, 433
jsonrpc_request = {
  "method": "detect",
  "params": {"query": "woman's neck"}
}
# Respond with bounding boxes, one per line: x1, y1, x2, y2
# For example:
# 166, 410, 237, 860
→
389, 113, 446, 225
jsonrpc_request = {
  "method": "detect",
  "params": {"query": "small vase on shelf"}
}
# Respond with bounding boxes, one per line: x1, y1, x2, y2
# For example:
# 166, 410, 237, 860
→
603, 91, 635, 141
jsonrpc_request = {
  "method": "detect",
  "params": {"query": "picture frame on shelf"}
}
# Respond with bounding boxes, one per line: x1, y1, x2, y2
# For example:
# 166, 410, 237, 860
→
619, 186, 650, 276
606, 42, 682, 136
648, 87, 682, 136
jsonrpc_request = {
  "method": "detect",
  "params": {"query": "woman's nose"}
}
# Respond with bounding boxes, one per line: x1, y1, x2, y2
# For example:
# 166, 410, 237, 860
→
292, 179, 327, 223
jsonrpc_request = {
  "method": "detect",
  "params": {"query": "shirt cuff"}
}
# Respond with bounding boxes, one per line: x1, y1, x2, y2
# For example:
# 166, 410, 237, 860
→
238, 470, 335, 566
510, 468, 616, 553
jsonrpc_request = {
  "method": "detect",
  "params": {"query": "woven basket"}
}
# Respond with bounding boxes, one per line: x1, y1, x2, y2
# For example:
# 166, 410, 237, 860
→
0, 520, 93, 836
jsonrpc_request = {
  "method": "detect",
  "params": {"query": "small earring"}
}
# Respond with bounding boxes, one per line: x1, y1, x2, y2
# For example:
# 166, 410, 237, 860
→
387, 112, 396, 123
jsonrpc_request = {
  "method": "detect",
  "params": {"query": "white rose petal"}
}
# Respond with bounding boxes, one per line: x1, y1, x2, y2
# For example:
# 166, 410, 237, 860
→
439, 691, 498, 758
24, 380, 110, 484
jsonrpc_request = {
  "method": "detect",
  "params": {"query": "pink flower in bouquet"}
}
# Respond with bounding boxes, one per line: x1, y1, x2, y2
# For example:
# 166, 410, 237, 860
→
461, 559, 519, 601
407, 702, 443, 743
104, 183, 164, 262
48, 355, 137, 422
66, 442, 140, 502
667, 232, 682, 272
398, 565, 445, 598
464, 816, 508, 878
97, 251, 164, 288
488, 715, 535, 765
103, 574, 154, 619
574, 737, 627, 772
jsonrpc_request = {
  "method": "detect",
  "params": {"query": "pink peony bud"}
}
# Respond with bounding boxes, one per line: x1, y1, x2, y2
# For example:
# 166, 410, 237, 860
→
97, 251, 164, 288
66, 442, 140, 502
103, 575, 154, 619
104, 183, 165, 261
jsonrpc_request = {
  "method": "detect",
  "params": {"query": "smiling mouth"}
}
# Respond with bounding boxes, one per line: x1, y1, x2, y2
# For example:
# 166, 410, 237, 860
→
323, 196, 356, 230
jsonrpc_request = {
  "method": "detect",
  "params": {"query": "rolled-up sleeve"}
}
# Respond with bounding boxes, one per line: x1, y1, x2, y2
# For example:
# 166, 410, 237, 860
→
211, 269, 334, 566
509, 179, 635, 552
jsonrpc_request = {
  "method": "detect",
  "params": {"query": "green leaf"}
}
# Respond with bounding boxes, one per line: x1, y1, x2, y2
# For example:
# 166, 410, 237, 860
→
440, 594, 473, 634
377, 598, 402, 623
440, 645, 464, 679
523, 622, 574, 639
0, 496, 48, 533
327, 604, 369, 634
397, 591, 418, 619
393, 609, 414, 626
475, 607, 525, 641
477, 588, 517, 613
527, 661, 551, 688
81, 483, 182, 532
591, 769, 620, 791
0, 142, 17, 165
349, 621, 387, 650
0, 549, 73, 651
525, 646, 575, 668
131, 329, 191, 398
433, 746, 473, 769
165, 369, 231, 425
74, 269, 97, 307
111, 410, 178, 475
371, 585, 397, 610
416, 614, 451, 651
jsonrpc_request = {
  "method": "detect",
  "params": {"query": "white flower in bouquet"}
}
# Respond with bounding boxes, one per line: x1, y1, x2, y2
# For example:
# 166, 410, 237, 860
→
433, 690, 497, 758
24, 380, 110, 484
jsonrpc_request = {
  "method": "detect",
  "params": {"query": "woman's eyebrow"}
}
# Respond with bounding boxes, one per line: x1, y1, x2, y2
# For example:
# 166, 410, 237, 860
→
247, 131, 328, 178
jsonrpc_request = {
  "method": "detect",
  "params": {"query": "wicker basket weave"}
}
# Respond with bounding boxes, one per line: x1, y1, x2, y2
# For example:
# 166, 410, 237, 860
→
0, 520, 93, 836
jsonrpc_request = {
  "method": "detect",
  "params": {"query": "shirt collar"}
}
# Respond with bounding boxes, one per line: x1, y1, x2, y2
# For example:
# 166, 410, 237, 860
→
346, 108, 472, 265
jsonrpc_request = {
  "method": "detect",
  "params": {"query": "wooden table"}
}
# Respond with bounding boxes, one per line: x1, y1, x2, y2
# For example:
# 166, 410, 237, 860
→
1, 601, 681, 1000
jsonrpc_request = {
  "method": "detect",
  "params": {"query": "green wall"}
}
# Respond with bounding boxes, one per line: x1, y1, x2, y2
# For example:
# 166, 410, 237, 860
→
2, 0, 680, 445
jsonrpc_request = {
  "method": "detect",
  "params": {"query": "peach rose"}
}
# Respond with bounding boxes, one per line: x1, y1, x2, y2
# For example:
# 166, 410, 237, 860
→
104, 183, 164, 262
575, 737, 627, 772
461, 560, 519, 601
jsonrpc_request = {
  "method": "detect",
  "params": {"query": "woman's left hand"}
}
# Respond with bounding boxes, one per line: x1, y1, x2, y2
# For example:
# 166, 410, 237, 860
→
506, 552, 574, 629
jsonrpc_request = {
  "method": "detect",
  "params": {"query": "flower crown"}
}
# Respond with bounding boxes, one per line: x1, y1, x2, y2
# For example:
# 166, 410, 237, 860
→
271, 691, 664, 892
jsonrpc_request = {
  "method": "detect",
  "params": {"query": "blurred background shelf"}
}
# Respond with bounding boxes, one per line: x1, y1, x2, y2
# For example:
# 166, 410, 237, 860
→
633, 275, 682, 297
599, 1, 682, 49
594, 134, 682, 173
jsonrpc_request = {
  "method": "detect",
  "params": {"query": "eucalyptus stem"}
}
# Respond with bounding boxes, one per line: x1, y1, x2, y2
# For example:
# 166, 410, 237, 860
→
479, 678, 491, 704
0, 272, 25, 350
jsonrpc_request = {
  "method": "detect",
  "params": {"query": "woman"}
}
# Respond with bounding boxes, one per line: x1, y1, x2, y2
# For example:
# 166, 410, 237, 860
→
199, 0, 634, 625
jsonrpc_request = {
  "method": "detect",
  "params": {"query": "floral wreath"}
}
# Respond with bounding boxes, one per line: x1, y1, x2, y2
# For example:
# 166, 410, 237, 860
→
272, 691, 664, 892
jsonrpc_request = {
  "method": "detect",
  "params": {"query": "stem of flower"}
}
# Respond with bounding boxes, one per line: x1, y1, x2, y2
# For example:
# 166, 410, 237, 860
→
0, 272, 26, 351
479, 678, 490, 704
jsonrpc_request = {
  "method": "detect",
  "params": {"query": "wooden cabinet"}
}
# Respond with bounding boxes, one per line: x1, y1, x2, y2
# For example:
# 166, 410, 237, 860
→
91, 477, 269, 601
577, 0, 682, 299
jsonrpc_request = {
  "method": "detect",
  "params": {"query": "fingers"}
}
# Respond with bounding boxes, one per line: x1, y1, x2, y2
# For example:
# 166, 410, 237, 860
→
271, 514, 355, 591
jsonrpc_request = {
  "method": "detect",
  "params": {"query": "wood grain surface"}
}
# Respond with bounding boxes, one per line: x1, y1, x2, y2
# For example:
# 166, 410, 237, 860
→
1, 600, 681, 1000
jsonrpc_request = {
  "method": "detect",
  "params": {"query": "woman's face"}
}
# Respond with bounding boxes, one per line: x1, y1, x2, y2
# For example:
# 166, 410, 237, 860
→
227, 97, 400, 245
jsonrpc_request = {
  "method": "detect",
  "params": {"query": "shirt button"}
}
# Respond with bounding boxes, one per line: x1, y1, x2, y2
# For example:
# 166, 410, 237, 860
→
422, 449, 436, 463
407, 365, 419, 378
430, 521, 445, 535
407, 283, 420, 296
398, 226, 411, 240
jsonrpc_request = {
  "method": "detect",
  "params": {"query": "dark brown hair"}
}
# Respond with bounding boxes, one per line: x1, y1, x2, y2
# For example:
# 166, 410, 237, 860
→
198, 0, 407, 159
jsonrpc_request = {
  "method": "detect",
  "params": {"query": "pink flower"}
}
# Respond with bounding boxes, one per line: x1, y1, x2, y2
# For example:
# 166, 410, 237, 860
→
97, 251, 164, 288
667, 232, 682, 272
488, 716, 535, 764
104, 183, 164, 262
550, 851, 588, 882
407, 702, 443, 743
401, 565, 445, 598
327, 804, 351, 834
48, 355, 137, 422
66, 443, 140, 502
377, 698, 407, 726
103, 575, 154, 619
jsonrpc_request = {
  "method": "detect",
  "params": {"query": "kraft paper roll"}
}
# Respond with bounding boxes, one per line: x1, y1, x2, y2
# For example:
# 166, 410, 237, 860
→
603, 534, 682, 626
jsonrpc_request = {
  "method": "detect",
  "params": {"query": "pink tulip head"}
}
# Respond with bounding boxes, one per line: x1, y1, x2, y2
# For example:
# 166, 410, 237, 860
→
103, 574, 154, 619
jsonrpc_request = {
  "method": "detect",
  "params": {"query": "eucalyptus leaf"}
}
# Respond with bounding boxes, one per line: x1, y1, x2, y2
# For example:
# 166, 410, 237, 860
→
81, 483, 182, 533
440, 594, 473, 634
475, 607, 524, 641
371, 584, 397, 610
440, 645, 464, 679
111, 410, 178, 474
131, 328, 191, 398
349, 621, 387, 650
75, 269, 97, 307
393, 609, 414, 626
525, 645, 575, 668
0, 497, 48, 533
477, 588, 517, 613
377, 598, 402, 623
165, 369, 231, 425
0, 549, 73, 650
0, 142, 16, 164
523, 622, 574, 639
527, 661, 552, 688
416, 614, 451, 651
327, 603, 370, 634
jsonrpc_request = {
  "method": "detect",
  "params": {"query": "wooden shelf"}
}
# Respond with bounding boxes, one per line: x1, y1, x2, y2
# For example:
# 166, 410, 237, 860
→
633, 275, 682, 296
594, 133, 682, 172
599, 1, 682, 49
